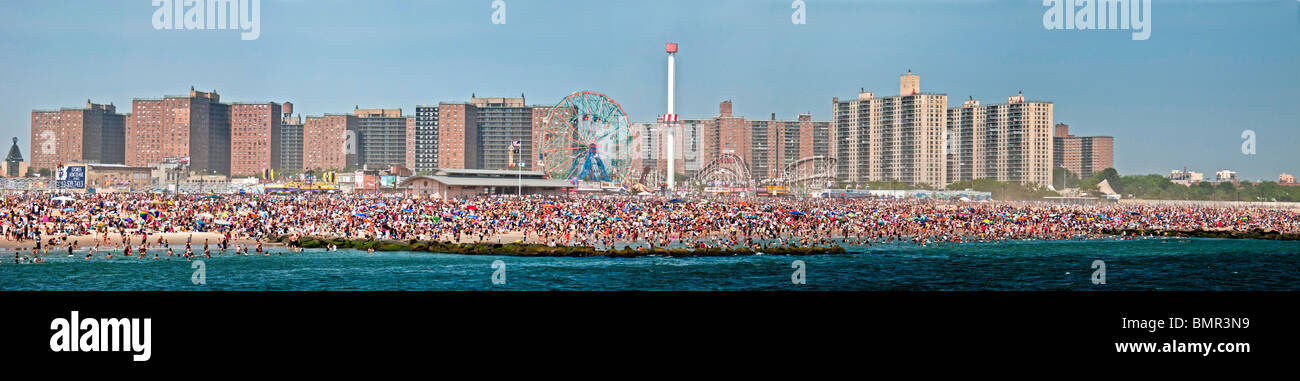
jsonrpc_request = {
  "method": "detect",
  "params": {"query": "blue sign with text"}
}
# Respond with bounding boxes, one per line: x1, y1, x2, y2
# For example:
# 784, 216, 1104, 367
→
57, 166, 86, 188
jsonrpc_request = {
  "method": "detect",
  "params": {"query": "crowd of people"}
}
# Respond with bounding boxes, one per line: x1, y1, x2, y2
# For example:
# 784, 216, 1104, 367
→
3, 192, 1297, 263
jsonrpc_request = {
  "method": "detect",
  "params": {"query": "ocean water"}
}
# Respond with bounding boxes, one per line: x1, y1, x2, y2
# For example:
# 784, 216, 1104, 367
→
2, 238, 1298, 291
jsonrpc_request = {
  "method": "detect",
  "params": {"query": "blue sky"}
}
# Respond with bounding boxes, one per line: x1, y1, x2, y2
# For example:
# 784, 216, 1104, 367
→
1, 0, 1296, 180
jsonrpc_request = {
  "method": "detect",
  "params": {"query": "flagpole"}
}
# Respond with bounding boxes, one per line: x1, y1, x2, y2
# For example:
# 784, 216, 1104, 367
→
514, 140, 522, 198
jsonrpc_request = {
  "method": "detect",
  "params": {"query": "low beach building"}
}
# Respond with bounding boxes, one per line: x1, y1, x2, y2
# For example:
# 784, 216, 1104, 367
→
399, 168, 572, 199
83, 163, 154, 192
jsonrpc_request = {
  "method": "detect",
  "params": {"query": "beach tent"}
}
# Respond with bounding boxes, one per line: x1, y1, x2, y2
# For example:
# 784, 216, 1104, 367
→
1097, 179, 1119, 196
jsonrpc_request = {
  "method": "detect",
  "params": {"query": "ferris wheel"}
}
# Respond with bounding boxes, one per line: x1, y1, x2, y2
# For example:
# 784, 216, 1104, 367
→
538, 91, 639, 183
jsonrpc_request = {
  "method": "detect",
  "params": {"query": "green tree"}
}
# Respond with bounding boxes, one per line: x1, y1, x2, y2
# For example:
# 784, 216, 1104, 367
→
1052, 167, 1080, 190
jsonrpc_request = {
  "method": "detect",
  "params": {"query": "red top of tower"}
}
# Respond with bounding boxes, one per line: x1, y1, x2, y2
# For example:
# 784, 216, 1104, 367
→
665, 42, 678, 54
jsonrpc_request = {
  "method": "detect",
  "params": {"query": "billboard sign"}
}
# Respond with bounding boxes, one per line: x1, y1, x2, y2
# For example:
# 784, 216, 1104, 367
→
57, 165, 86, 189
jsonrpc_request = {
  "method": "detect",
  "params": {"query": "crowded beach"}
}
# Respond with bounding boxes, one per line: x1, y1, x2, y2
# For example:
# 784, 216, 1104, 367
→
3, 192, 1298, 263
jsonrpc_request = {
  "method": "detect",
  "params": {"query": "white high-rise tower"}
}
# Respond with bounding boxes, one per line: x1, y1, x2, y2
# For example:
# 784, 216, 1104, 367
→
665, 42, 678, 190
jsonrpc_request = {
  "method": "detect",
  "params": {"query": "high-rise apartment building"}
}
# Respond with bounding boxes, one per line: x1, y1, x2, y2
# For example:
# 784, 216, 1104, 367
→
438, 96, 542, 170
280, 114, 304, 172
632, 122, 666, 174
695, 102, 829, 181
832, 72, 949, 186
946, 93, 1054, 186
128, 89, 230, 175
701, 101, 750, 171
30, 101, 126, 169
750, 113, 829, 180
438, 103, 477, 170
677, 119, 705, 176
349, 108, 414, 169
1052, 123, 1113, 179
303, 114, 355, 171
414, 105, 439, 174
531, 105, 551, 171
230, 102, 282, 176
632, 117, 706, 178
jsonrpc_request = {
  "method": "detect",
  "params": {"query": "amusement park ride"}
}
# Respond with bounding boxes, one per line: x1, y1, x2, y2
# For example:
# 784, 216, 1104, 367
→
537, 91, 638, 186
537, 42, 835, 196
536, 43, 681, 192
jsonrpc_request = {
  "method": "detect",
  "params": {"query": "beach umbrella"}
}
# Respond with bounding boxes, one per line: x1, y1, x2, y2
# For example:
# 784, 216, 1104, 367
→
61, 208, 75, 212
789, 211, 805, 216
52, 196, 75, 202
